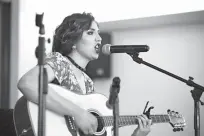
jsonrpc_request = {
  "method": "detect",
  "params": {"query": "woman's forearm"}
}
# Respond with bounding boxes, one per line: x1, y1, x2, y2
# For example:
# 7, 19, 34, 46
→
17, 78, 84, 118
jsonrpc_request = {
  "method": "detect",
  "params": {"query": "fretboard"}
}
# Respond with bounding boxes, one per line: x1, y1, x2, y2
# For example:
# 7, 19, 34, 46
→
97, 115, 170, 127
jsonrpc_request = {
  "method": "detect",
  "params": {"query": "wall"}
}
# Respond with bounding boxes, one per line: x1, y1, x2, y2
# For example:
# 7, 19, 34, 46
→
9, 0, 20, 108
94, 23, 204, 136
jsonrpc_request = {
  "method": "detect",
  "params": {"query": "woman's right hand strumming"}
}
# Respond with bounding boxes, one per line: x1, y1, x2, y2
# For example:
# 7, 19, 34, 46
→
74, 109, 98, 135
17, 65, 98, 135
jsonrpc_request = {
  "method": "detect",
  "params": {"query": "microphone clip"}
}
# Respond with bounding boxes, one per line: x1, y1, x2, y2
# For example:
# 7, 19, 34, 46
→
35, 13, 45, 35
127, 52, 143, 64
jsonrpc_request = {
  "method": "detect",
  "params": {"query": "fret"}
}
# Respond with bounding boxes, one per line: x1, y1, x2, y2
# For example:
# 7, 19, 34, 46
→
104, 116, 110, 126
103, 117, 107, 126
128, 116, 132, 125
131, 116, 137, 125
160, 114, 165, 122
151, 115, 157, 123
104, 117, 108, 126
152, 115, 159, 123
108, 116, 112, 126
161, 115, 168, 122
150, 115, 170, 123
162, 114, 167, 122
123, 116, 127, 125
164, 115, 170, 122
131, 116, 135, 125
157, 115, 162, 123
109, 116, 111, 126
119, 116, 124, 126
99, 114, 170, 127
128, 116, 131, 125
118, 117, 122, 126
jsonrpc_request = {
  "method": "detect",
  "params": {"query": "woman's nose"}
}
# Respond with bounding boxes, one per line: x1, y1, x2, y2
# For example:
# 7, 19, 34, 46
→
96, 33, 102, 42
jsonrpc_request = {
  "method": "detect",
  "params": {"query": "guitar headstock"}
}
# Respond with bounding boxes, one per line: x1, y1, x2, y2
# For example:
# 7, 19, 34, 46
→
167, 109, 186, 132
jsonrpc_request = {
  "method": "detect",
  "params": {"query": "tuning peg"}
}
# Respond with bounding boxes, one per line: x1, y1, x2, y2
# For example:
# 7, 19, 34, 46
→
173, 127, 181, 132
177, 128, 181, 131
200, 100, 204, 105
175, 112, 180, 117
47, 38, 51, 43
173, 127, 183, 132
189, 76, 194, 80
167, 109, 171, 113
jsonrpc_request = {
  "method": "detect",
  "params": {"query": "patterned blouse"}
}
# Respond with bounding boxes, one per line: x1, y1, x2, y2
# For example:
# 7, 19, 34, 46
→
45, 52, 94, 94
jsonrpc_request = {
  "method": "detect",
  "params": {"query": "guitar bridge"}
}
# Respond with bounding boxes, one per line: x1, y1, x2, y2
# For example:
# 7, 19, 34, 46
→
64, 115, 78, 136
65, 116, 76, 130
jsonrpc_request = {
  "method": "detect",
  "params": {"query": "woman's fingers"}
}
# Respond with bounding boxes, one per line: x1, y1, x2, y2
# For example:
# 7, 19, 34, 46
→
147, 118, 152, 126
137, 114, 152, 128
137, 116, 143, 129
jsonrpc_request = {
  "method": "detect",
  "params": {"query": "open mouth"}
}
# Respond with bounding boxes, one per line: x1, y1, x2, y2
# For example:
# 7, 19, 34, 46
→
95, 43, 101, 53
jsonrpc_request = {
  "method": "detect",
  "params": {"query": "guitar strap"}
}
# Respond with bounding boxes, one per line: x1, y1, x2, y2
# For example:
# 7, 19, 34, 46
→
51, 78, 60, 85
13, 96, 35, 136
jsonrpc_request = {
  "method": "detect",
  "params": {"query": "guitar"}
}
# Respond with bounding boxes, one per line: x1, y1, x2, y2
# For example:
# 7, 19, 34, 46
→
13, 83, 186, 136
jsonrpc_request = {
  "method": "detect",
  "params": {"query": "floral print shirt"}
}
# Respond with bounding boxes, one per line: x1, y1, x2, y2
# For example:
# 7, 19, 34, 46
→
45, 52, 94, 94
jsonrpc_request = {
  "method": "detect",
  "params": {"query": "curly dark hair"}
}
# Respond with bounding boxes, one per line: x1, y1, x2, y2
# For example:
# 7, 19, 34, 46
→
52, 12, 96, 56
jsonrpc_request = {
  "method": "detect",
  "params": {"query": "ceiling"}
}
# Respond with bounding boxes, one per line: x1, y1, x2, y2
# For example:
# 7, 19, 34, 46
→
0, 0, 11, 3
28, 0, 204, 22
99, 10, 204, 32
5, 0, 204, 33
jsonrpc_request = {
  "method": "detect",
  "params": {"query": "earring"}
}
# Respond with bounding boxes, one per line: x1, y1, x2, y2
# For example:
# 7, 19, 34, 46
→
72, 46, 76, 50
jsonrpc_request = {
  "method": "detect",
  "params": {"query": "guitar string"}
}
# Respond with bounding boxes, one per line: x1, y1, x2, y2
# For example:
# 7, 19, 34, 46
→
95, 115, 170, 127
82, 115, 172, 130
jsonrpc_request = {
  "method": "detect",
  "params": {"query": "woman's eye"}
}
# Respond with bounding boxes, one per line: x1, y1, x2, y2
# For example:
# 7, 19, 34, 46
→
87, 31, 94, 35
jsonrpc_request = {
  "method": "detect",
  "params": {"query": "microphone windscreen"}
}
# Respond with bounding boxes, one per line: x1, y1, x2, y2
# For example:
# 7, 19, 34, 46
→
102, 44, 111, 55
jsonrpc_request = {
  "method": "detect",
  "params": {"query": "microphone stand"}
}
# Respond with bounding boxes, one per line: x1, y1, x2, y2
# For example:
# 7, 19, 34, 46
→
127, 52, 204, 136
112, 77, 121, 136
35, 13, 48, 136
113, 96, 119, 136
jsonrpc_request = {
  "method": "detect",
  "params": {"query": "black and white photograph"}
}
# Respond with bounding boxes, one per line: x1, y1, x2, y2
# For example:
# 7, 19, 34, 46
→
0, 0, 204, 136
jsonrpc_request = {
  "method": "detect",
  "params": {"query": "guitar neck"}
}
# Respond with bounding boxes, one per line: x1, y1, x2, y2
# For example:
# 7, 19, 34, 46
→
98, 115, 170, 127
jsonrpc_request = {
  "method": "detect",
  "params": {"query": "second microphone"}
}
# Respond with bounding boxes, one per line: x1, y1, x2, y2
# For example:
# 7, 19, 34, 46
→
106, 77, 121, 109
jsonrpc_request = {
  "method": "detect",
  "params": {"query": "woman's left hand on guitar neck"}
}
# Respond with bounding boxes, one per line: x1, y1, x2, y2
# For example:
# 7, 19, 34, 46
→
131, 114, 152, 136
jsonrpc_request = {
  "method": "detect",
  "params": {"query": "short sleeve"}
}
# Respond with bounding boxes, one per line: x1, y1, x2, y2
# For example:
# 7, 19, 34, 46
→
45, 52, 70, 84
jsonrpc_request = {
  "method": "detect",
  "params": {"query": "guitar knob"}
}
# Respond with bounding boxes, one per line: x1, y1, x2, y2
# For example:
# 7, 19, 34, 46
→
177, 128, 181, 131
167, 109, 171, 113
181, 128, 184, 131
173, 128, 177, 132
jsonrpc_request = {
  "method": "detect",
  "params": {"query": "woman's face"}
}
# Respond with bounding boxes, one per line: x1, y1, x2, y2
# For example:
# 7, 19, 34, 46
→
75, 21, 102, 61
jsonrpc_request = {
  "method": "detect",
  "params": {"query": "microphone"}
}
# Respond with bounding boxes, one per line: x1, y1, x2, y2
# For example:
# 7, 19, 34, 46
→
102, 44, 149, 55
106, 77, 121, 109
